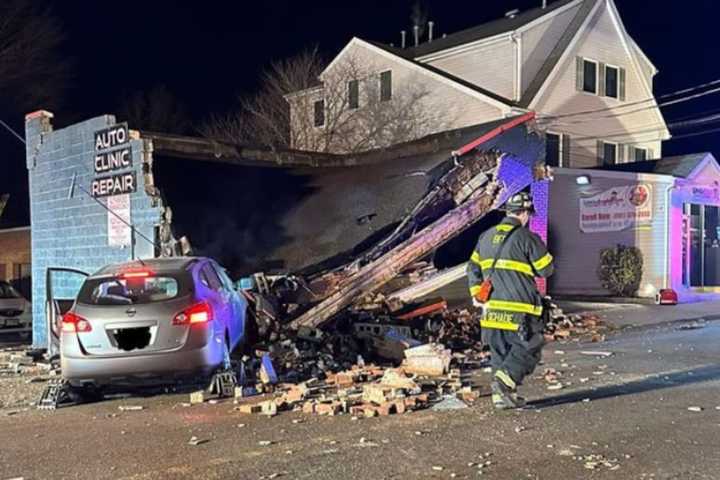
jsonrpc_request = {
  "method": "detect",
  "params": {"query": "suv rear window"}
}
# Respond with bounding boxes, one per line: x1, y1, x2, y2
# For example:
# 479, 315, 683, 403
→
77, 274, 191, 306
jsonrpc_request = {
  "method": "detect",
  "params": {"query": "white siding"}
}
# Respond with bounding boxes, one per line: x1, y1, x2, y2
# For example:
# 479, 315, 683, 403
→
422, 38, 516, 100
533, 2, 666, 168
290, 41, 506, 153
548, 170, 672, 297
521, 2, 581, 94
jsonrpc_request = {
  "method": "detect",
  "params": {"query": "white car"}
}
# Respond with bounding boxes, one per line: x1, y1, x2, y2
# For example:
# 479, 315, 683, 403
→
0, 280, 32, 334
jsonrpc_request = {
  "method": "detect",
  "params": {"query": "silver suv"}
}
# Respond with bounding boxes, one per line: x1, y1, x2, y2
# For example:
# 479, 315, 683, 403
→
58, 257, 248, 387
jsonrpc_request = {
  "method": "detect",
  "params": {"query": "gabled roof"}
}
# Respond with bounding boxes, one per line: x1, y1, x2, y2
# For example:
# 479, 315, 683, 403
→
402, 0, 579, 58
320, 37, 515, 111
363, 40, 517, 107
519, 0, 598, 107
596, 153, 715, 179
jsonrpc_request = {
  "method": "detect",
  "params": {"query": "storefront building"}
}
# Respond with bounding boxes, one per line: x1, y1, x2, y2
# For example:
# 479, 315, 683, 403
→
548, 153, 720, 302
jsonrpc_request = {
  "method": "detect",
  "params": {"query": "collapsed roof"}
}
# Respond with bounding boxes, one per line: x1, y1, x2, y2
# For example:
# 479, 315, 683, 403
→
147, 114, 544, 277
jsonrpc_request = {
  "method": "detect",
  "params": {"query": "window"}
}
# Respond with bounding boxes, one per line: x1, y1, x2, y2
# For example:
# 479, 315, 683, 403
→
602, 141, 618, 166
546, 133, 561, 167
605, 65, 619, 99
313, 100, 325, 127
348, 80, 359, 109
634, 147, 648, 162
380, 70, 392, 102
78, 276, 186, 306
583, 59, 597, 94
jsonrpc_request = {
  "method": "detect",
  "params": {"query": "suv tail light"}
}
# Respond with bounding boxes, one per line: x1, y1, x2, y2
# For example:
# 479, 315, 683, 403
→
173, 301, 213, 325
62, 311, 92, 333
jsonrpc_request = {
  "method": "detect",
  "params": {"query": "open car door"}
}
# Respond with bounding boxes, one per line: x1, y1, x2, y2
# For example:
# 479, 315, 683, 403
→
46, 267, 89, 357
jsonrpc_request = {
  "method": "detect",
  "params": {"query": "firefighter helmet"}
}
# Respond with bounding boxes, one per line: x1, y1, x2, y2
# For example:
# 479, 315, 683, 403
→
505, 192, 535, 214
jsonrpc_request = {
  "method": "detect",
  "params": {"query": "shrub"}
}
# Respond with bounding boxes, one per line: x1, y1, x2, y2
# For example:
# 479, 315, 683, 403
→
597, 244, 643, 297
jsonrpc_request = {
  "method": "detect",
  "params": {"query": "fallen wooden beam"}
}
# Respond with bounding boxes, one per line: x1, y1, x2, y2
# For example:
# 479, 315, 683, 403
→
290, 156, 503, 330
387, 263, 468, 304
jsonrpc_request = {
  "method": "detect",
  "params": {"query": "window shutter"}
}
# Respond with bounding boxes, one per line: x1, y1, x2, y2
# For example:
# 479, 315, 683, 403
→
562, 134, 571, 167
619, 68, 626, 101
597, 140, 604, 164
647, 148, 654, 160
628, 145, 636, 163
576, 57, 584, 91
598, 63, 606, 97
619, 144, 627, 163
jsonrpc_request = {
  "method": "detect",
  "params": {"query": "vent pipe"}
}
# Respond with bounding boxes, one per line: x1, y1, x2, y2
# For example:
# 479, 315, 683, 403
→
542, 0, 547, 8
413, 25, 420, 47
401, 30, 406, 48
428, 21, 434, 42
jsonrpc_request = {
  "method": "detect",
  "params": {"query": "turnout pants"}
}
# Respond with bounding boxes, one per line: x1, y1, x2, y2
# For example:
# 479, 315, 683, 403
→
482, 315, 545, 385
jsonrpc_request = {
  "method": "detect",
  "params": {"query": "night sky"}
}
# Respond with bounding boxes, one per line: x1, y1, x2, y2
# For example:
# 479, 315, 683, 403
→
2, 0, 719, 226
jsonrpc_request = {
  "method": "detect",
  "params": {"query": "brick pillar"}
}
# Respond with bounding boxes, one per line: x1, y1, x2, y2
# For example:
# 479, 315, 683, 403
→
530, 180, 550, 295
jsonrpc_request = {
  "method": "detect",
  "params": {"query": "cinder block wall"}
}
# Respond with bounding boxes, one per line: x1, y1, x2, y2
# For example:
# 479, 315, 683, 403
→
25, 112, 162, 348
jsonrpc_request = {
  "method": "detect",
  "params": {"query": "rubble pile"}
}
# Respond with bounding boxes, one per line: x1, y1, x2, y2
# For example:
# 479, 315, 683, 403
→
544, 303, 609, 342
0, 347, 57, 410
227, 342, 486, 418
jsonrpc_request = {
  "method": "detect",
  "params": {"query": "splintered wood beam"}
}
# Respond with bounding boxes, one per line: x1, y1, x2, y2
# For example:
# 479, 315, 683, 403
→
141, 131, 343, 167
289, 167, 503, 330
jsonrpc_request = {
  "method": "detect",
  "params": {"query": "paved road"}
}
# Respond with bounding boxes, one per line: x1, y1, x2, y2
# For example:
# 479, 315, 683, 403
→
1, 320, 719, 480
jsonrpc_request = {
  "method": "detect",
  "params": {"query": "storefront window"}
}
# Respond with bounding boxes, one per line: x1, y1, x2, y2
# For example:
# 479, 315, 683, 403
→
685, 203, 720, 288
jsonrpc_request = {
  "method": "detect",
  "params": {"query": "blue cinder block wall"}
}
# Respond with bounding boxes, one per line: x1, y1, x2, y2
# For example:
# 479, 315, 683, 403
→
25, 112, 163, 348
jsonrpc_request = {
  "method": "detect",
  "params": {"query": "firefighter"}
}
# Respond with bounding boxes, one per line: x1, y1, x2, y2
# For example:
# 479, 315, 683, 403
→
467, 192, 554, 409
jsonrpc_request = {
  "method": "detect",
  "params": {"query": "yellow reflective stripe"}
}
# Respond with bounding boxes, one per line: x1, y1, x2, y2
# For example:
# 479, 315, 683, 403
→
479, 259, 533, 276
469, 285, 483, 296
496, 224, 514, 232
533, 253, 553, 271
495, 370, 517, 389
470, 251, 483, 266
486, 300, 542, 316
480, 319, 520, 331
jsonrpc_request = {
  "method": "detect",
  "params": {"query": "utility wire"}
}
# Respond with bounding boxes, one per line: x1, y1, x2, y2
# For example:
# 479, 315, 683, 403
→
537, 77, 720, 124
0, 118, 25, 145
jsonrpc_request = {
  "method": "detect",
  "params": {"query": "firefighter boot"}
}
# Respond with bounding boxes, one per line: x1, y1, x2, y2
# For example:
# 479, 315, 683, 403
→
491, 370, 526, 410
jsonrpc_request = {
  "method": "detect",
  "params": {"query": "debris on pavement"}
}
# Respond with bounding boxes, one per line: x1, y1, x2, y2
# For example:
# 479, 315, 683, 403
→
118, 405, 144, 412
188, 436, 209, 446
579, 351, 614, 358
543, 302, 611, 342
688, 406, 703, 412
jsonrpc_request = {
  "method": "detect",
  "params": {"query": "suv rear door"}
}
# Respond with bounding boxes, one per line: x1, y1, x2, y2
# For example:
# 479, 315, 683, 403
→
46, 267, 89, 357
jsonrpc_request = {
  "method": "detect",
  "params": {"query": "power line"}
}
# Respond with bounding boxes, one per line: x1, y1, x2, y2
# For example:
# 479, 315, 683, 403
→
536, 76, 720, 124
0, 118, 25, 145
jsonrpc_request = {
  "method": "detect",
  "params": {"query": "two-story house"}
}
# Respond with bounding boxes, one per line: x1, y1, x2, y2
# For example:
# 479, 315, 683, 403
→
288, 0, 670, 167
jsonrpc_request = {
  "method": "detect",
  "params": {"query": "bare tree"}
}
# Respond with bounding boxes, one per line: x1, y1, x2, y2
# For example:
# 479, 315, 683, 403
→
0, 0, 69, 116
117, 84, 191, 134
202, 49, 450, 154
199, 48, 324, 147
